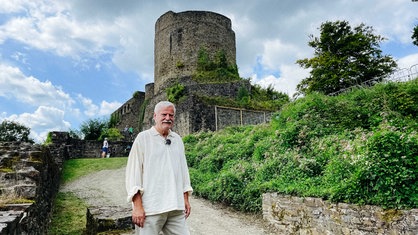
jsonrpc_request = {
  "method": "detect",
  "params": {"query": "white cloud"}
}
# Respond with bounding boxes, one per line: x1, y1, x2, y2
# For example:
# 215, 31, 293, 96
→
261, 38, 308, 70
397, 53, 418, 70
76, 94, 121, 118
0, 64, 74, 108
77, 94, 99, 117
252, 64, 310, 97
7, 106, 70, 143
99, 101, 122, 116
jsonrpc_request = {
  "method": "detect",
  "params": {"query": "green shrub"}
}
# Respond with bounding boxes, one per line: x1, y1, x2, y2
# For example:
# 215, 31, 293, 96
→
166, 83, 186, 103
185, 78, 418, 213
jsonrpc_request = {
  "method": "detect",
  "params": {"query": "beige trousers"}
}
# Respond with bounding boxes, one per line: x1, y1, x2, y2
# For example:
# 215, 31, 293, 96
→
135, 210, 189, 235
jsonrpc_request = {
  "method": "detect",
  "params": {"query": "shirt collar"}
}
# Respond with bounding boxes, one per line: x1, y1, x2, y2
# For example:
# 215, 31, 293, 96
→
151, 126, 173, 138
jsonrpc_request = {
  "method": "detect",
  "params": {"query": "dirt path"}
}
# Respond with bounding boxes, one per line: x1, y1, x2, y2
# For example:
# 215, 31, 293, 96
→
60, 167, 275, 235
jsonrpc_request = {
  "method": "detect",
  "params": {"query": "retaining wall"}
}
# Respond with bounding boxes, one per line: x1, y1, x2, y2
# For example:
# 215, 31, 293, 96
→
263, 193, 418, 235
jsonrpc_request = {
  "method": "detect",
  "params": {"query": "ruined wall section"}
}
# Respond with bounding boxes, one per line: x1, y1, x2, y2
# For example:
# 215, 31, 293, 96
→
154, 10, 236, 94
111, 91, 145, 138
0, 141, 64, 234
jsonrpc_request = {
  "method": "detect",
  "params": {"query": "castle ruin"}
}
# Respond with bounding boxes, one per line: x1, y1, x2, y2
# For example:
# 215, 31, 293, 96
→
112, 10, 271, 137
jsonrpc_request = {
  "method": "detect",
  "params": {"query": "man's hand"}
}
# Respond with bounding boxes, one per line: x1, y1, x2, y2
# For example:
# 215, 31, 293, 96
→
132, 206, 146, 227
132, 192, 146, 227
184, 192, 191, 219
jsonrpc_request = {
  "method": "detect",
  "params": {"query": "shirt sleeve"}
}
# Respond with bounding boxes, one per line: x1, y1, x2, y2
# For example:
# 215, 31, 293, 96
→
179, 137, 193, 195
125, 136, 144, 203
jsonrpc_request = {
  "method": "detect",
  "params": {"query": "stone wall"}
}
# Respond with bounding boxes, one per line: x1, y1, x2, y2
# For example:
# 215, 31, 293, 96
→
0, 141, 64, 234
111, 92, 146, 138
49, 131, 132, 159
263, 193, 418, 235
139, 92, 273, 138
0, 134, 132, 234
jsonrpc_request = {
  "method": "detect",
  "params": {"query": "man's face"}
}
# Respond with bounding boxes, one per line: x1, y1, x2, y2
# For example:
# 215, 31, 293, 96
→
154, 105, 175, 133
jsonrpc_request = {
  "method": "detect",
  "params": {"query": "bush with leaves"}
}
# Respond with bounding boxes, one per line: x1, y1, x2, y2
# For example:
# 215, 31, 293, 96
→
0, 120, 34, 143
184, 78, 418, 213
99, 127, 124, 141
80, 118, 108, 140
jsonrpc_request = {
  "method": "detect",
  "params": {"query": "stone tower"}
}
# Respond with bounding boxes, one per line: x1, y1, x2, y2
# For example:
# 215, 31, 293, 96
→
112, 10, 271, 138
154, 10, 236, 93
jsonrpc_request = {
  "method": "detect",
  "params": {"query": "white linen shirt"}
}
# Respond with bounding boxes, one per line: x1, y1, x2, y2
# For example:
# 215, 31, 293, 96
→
125, 126, 193, 215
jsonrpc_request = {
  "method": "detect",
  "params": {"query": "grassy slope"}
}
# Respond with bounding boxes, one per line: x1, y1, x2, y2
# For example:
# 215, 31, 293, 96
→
185, 79, 418, 212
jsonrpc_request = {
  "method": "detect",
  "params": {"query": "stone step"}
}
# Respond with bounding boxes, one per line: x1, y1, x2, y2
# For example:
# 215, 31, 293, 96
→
86, 206, 133, 235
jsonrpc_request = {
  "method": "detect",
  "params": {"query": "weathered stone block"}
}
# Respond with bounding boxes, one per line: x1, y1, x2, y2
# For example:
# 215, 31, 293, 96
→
86, 206, 133, 235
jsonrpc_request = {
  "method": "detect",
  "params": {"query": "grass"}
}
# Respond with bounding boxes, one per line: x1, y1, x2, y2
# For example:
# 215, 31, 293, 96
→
49, 157, 128, 234
48, 192, 87, 235
61, 157, 128, 184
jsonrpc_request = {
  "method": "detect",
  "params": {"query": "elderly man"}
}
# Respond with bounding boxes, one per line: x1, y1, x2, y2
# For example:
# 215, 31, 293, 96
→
125, 101, 193, 235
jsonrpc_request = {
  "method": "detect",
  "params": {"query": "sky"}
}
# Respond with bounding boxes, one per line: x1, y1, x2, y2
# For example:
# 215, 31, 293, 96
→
0, 0, 417, 143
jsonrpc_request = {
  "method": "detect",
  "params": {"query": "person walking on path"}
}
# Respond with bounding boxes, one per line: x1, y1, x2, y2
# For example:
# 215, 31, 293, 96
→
101, 138, 109, 158
125, 101, 193, 235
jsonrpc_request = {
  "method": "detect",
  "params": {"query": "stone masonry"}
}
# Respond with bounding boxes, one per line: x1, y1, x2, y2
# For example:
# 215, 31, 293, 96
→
263, 193, 418, 235
0, 141, 64, 234
154, 10, 236, 93
112, 11, 270, 138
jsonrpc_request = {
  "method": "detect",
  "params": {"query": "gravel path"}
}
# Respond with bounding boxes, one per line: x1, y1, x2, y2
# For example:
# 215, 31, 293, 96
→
60, 167, 275, 235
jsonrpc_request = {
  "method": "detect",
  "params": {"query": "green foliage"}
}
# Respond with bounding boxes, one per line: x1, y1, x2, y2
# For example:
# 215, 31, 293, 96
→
412, 24, 418, 46
166, 83, 186, 103
80, 118, 108, 140
132, 91, 142, 99
194, 47, 240, 83
0, 120, 34, 143
237, 86, 250, 105
68, 128, 82, 140
296, 20, 397, 96
99, 127, 124, 141
44, 132, 53, 145
137, 99, 149, 131
176, 60, 185, 69
197, 84, 289, 112
185, 79, 418, 213
109, 113, 120, 128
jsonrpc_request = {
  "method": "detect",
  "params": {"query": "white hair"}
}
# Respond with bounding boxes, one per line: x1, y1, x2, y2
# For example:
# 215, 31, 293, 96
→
154, 101, 176, 114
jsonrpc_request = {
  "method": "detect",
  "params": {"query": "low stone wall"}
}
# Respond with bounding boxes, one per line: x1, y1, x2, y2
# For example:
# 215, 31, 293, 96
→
49, 131, 132, 159
0, 141, 64, 234
262, 193, 418, 235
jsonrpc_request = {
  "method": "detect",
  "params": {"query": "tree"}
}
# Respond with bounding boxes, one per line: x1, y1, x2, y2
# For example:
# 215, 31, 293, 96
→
412, 25, 418, 46
0, 120, 34, 143
79, 118, 108, 140
296, 21, 397, 96
99, 127, 124, 141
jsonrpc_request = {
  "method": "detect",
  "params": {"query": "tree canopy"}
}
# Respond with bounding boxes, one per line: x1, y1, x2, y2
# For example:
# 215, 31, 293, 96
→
412, 25, 418, 46
80, 118, 108, 140
296, 20, 397, 96
0, 120, 34, 143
